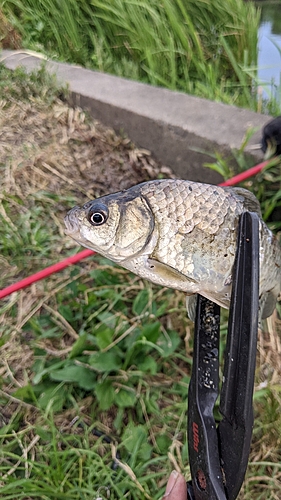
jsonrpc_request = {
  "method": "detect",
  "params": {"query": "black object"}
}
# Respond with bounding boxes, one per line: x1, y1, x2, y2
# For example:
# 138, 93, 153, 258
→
187, 211, 260, 500
261, 115, 281, 158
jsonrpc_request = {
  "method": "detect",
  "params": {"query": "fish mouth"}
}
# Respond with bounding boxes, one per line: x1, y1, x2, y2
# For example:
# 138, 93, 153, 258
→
64, 206, 82, 236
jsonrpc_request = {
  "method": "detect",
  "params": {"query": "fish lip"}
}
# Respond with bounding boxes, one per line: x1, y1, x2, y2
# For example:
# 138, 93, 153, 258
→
64, 206, 82, 235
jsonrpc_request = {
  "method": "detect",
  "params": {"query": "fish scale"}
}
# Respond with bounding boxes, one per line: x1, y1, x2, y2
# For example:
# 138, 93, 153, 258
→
142, 182, 238, 286
143, 180, 240, 235
64, 179, 281, 320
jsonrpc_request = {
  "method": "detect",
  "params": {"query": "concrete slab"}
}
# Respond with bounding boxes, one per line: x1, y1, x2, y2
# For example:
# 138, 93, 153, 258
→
1, 49, 271, 183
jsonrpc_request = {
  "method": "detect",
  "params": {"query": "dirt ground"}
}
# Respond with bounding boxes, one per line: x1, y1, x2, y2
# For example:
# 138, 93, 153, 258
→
0, 95, 175, 206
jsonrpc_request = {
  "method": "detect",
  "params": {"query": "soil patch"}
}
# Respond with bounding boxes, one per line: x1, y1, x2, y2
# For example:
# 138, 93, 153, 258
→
1, 96, 175, 205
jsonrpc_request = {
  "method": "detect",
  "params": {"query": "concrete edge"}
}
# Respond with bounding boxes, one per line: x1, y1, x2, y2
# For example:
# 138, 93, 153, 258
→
1, 49, 270, 183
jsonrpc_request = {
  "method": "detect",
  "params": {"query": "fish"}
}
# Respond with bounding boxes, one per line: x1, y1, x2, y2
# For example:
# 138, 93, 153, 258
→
64, 179, 281, 320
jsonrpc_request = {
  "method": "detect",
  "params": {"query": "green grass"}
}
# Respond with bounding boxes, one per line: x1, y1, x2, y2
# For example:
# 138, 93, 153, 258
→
0, 409, 176, 499
1, 0, 262, 110
0, 62, 63, 104
0, 66, 281, 499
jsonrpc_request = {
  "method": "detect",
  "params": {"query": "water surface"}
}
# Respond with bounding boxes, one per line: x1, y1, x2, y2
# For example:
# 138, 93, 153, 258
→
257, 1, 281, 99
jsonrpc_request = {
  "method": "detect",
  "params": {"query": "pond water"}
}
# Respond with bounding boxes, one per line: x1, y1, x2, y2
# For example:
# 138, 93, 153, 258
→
257, 1, 281, 101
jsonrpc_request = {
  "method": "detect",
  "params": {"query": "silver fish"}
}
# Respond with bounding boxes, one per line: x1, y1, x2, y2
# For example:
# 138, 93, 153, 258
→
64, 179, 281, 319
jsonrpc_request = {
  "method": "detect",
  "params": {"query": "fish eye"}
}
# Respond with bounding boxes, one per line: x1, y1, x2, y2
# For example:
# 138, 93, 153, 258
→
87, 203, 109, 226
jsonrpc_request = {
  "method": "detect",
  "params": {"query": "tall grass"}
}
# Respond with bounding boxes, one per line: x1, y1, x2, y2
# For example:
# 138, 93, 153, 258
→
2, 0, 260, 107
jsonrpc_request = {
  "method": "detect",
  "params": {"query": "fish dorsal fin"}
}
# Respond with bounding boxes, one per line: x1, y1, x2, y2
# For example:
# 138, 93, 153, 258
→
231, 187, 262, 216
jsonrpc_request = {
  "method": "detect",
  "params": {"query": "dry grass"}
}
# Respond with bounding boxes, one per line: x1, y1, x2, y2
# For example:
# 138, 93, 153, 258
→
0, 95, 174, 202
0, 85, 175, 399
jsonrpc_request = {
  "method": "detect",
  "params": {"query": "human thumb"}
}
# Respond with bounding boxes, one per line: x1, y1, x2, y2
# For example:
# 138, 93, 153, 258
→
162, 470, 187, 499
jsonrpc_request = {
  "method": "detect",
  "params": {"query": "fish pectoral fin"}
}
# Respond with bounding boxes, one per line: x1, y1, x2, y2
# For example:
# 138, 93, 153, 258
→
186, 294, 198, 322
146, 258, 197, 285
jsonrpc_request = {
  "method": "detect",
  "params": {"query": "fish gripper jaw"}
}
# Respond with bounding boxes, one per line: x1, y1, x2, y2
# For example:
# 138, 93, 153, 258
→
187, 211, 260, 500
